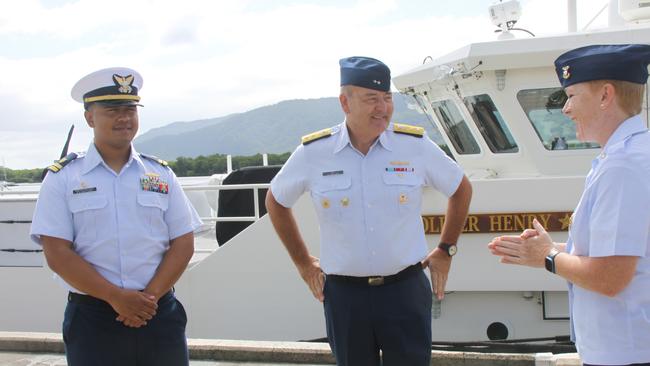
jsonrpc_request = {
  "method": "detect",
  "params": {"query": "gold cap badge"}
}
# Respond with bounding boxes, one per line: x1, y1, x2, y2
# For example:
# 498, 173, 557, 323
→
562, 65, 571, 80
113, 74, 134, 94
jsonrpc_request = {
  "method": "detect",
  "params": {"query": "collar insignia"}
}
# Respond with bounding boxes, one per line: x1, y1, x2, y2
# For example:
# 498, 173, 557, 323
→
113, 74, 134, 94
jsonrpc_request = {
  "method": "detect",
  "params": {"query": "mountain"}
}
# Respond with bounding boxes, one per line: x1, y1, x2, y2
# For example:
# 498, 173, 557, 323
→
134, 94, 443, 160
135, 115, 234, 144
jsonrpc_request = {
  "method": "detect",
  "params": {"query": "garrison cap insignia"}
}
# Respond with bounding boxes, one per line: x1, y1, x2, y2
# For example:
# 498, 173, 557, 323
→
139, 153, 169, 167
113, 74, 134, 94
46, 152, 79, 173
302, 128, 333, 145
393, 123, 424, 138
562, 66, 571, 80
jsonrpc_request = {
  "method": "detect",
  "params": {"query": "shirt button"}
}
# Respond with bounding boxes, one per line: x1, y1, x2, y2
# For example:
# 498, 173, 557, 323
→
369, 227, 374, 232
367, 203, 372, 208
372, 251, 376, 256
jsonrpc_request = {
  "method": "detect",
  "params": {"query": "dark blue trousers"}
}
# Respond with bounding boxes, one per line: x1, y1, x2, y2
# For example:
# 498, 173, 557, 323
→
63, 292, 189, 366
323, 270, 432, 366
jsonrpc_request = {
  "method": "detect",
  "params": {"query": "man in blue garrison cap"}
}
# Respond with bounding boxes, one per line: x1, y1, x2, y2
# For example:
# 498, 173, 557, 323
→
489, 44, 650, 366
30, 67, 202, 366
267, 56, 472, 365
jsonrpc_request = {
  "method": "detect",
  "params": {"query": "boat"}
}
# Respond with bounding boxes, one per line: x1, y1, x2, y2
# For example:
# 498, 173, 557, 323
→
1, 0, 648, 347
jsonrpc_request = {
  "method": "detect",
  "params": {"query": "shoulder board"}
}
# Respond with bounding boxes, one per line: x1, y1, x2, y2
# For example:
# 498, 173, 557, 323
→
301, 128, 333, 145
393, 123, 424, 138
46, 152, 78, 173
140, 153, 169, 167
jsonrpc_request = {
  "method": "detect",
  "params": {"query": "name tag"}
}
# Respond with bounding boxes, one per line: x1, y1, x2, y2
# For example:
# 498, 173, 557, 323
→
72, 187, 97, 194
322, 170, 344, 176
385, 167, 414, 172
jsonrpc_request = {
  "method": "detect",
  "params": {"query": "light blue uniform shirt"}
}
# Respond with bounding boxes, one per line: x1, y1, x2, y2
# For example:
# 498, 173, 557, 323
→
566, 115, 650, 365
30, 143, 203, 293
271, 122, 463, 276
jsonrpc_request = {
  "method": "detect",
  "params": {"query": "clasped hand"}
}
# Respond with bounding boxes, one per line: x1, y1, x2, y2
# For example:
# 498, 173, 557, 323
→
487, 218, 555, 267
109, 289, 158, 328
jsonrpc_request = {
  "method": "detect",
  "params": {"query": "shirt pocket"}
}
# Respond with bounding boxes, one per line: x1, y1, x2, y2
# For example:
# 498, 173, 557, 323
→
382, 172, 422, 214
311, 175, 353, 223
68, 194, 108, 243
137, 193, 169, 234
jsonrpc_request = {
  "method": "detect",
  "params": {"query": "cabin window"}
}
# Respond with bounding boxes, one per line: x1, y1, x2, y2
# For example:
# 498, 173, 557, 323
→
464, 94, 519, 153
517, 88, 600, 150
430, 99, 480, 155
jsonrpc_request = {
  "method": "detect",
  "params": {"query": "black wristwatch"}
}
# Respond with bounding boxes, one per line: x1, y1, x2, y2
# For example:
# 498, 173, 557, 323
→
545, 248, 560, 273
438, 242, 457, 257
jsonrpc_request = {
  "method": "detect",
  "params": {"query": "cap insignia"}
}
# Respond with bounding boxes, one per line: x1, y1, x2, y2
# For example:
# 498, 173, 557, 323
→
113, 74, 134, 94
373, 80, 381, 85
562, 66, 571, 80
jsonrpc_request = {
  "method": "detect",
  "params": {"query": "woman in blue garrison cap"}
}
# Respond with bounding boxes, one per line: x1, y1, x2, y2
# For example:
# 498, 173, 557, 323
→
489, 44, 650, 366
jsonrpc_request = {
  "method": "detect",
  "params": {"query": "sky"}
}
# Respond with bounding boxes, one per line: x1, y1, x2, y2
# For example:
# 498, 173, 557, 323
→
0, 0, 609, 169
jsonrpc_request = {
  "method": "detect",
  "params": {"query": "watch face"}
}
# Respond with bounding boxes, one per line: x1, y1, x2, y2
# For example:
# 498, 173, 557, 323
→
448, 244, 457, 256
545, 256, 554, 272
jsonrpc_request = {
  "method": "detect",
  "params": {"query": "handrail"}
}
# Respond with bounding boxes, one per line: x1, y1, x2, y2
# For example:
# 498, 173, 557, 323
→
0, 189, 41, 196
185, 183, 270, 222
0, 182, 272, 224
183, 183, 269, 191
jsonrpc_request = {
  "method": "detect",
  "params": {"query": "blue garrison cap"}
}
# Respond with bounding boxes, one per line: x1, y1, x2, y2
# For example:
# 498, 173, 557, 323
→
554, 44, 650, 88
339, 56, 391, 92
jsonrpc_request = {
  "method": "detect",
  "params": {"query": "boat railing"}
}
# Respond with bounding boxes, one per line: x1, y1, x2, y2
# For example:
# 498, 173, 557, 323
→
0, 182, 271, 256
0, 188, 41, 196
173, 182, 271, 224
0, 182, 271, 224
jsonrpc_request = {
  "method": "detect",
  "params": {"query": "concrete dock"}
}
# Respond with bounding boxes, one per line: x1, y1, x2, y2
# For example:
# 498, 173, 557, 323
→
0, 332, 582, 365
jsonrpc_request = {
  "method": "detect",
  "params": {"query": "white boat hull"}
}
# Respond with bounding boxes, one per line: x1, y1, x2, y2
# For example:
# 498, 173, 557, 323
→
1, 176, 575, 341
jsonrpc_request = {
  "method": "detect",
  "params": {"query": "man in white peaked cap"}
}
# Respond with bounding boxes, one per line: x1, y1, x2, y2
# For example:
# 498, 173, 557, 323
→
30, 67, 202, 366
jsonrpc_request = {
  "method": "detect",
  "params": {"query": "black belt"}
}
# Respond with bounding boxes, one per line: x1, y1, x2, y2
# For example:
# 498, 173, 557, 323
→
68, 290, 173, 306
326, 263, 423, 286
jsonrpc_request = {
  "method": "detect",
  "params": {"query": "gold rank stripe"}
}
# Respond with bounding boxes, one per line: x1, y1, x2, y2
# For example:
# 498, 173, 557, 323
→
84, 94, 141, 103
393, 123, 424, 137
422, 211, 573, 234
302, 128, 333, 145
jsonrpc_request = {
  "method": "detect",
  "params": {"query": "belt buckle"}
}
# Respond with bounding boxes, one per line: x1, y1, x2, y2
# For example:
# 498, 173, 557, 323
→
368, 276, 385, 286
